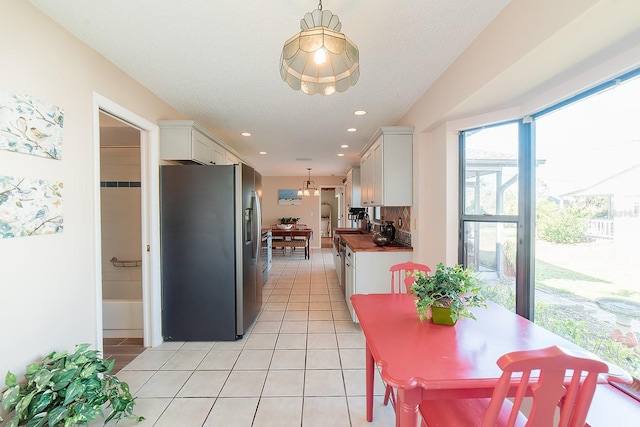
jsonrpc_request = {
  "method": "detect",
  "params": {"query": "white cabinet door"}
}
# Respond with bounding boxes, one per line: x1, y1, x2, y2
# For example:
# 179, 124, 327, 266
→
210, 143, 225, 165
345, 169, 352, 209
345, 248, 356, 320
358, 127, 413, 206
347, 166, 361, 208
371, 139, 383, 205
348, 250, 413, 323
360, 151, 373, 206
225, 151, 240, 165
191, 129, 212, 164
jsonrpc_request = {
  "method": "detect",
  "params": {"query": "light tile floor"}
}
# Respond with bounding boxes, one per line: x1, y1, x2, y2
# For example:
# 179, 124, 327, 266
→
101, 249, 396, 426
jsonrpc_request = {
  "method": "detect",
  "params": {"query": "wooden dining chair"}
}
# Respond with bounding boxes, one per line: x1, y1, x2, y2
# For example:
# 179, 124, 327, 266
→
384, 261, 432, 407
419, 345, 609, 427
389, 261, 431, 294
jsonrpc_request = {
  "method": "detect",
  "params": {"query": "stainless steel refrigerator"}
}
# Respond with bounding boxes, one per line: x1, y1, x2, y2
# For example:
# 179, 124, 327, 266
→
160, 163, 262, 341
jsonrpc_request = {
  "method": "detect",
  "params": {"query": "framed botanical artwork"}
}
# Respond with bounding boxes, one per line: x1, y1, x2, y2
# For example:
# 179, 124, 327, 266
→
0, 175, 64, 238
278, 189, 302, 205
0, 87, 64, 160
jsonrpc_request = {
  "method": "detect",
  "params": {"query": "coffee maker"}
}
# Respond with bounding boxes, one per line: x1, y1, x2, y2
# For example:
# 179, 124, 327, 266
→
348, 207, 368, 229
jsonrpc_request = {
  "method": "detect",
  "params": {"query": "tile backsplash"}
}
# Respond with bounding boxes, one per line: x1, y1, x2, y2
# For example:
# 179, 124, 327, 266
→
373, 206, 412, 246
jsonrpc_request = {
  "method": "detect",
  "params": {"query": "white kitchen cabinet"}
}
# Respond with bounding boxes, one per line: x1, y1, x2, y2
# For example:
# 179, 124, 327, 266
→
159, 120, 233, 165
344, 166, 361, 208
225, 150, 241, 165
359, 126, 414, 206
344, 247, 413, 322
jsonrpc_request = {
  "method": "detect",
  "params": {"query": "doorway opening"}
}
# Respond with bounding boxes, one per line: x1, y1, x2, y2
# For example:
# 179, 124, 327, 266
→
319, 186, 343, 248
99, 111, 145, 371
93, 93, 163, 363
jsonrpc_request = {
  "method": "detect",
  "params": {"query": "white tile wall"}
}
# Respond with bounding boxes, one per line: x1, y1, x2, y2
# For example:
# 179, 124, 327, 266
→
100, 149, 142, 301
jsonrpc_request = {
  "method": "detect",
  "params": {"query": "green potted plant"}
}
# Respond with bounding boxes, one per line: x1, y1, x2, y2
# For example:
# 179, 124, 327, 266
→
409, 263, 487, 325
1, 343, 143, 427
278, 217, 300, 224
277, 217, 300, 229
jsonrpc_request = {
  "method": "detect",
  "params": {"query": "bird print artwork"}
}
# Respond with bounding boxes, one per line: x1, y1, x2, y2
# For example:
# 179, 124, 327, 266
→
30, 126, 52, 143
0, 87, 63, 160
0, 175, 64, 238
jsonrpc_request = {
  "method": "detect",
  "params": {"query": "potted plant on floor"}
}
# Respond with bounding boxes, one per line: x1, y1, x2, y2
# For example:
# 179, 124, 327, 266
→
1, 343, 143, 426
409, 263, 487, 325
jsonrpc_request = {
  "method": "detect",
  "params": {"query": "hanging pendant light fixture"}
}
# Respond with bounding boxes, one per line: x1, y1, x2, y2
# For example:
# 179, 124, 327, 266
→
280, 0, 359, 96
298, 168, 320, 196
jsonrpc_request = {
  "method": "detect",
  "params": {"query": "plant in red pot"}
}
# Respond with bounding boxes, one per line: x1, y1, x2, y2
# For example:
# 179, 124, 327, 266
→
409, 263, 486, 325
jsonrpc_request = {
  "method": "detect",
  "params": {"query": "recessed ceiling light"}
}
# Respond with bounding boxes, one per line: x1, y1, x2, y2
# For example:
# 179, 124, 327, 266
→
347, 128, 357, 132
259, 151, 267, 155
241, 132, 252, 137
340, 144, 349, 148
337, 153, 345, 157
354, 110, 367, 116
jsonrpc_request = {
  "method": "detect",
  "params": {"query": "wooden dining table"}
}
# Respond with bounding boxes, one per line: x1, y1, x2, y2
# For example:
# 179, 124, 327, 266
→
270, 228, 313, 259
350, 293, 631, 427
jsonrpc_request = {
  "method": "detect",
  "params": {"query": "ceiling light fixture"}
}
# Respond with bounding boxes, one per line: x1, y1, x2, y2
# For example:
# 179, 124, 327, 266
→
280, 0, 359, 96
297, 168, 320, 196
241, 132, 252, 137
354, 110, 367, 116
347, 128, 357, 132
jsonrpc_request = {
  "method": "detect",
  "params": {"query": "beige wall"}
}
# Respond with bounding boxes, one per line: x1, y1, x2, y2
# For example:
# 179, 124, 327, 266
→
403, 0, 640, 268
262, 176, 345, 247
2, 0, 640, 389
0, 1, 187, 379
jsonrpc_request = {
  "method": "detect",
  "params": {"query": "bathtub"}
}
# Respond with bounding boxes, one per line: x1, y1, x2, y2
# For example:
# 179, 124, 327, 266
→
102, 299, 143, 338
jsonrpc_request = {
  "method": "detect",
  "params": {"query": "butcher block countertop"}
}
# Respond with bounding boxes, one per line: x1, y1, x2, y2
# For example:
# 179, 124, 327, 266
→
340, 233, 413, 252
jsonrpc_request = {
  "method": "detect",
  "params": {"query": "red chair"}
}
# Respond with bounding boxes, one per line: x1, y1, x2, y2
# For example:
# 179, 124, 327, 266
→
384, 261, 431, 407
419, 345, 609, 427
389, 261, 431, 294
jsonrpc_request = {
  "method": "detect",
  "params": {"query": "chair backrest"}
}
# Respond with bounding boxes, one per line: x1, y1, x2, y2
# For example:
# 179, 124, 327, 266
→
482, 345, 608, 427
389, 261, 431, 294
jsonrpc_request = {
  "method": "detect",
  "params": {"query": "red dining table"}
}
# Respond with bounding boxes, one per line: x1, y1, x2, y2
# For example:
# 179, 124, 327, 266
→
350, 293, 631, 427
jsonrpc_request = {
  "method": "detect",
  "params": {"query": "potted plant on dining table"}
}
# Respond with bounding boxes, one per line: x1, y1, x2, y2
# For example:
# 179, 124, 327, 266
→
277, 217, 300, 230
409, 263, 487, 325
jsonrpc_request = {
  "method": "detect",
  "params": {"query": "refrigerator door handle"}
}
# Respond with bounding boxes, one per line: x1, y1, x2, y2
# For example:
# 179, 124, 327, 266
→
252, 190, 261, 264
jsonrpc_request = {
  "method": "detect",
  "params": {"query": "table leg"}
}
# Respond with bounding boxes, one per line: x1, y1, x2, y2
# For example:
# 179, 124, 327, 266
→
366, 343, 374, 422
396, 388, 420, 427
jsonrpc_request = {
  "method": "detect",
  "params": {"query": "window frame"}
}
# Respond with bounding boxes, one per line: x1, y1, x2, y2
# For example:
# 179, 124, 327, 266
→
458, 67, 640, 322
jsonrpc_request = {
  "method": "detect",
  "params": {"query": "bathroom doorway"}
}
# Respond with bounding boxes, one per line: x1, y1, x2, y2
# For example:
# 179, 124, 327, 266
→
99, 111, 145, 369
93, 94, 162, 355
319, 186, 343, 248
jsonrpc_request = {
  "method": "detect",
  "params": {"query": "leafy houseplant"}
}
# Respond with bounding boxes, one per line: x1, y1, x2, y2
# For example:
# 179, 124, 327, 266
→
409, 263, 487, 325
1, 343, 143, 427
278, 217, 300, 224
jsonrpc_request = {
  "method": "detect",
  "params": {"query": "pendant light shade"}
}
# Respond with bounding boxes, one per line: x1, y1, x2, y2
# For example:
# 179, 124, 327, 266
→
299, 168, 320, 196
280, 2, 359, 96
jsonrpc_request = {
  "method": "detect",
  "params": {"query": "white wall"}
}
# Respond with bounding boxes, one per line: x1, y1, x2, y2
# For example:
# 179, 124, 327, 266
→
100, 145, 142, 301
0, 1, 187, 382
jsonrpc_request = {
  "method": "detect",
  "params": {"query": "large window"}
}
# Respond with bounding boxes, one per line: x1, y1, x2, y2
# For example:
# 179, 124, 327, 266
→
460, 122, 524, 314
460, 70, 640, 379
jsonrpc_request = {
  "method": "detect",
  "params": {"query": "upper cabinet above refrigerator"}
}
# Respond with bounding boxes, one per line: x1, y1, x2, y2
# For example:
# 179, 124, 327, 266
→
158, 120, 245, 166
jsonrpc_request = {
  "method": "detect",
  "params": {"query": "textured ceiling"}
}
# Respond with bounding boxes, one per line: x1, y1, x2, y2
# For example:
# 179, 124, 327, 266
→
28, 0, 511, 176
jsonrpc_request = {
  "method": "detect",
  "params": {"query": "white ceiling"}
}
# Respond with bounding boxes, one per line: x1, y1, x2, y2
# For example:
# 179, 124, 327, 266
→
28, 0, 512, 176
